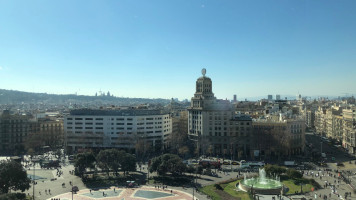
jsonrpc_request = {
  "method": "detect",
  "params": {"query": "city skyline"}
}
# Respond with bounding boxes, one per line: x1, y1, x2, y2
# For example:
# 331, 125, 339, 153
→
1, 0, 356, 100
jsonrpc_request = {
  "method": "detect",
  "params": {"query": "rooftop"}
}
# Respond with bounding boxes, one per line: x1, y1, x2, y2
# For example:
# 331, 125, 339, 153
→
69, 109, 168, 116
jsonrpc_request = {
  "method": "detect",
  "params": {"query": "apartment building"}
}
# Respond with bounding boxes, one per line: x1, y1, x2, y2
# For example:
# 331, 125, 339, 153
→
343, 107, 356, 153
252, 118, 305, 159
0, 110, 64, 155
0, 110, 30, 155
29, 118, 64, 148
306, 109, 316, 130
315, 106, 327, 136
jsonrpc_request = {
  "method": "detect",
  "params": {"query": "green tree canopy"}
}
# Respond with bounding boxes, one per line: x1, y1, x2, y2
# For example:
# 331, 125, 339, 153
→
97, 149, 121, 176
149, 154, 186, 176
263, 164, 286, 177
96, 149, 136, 176
121, 152, 136, 176
74, 152, 96, 177
0, 160, 31, 194
286, 168, 303, 179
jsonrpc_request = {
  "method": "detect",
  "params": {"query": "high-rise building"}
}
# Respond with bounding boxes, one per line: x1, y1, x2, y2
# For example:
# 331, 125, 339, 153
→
276, 94, 281, 100
233, 95, 237, 102
268, 95, 273, 101
188, 69, 252, 159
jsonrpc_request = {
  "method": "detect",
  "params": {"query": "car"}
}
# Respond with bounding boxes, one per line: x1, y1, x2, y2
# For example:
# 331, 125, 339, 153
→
223, 161, 230, 165
232, 161, 239, 165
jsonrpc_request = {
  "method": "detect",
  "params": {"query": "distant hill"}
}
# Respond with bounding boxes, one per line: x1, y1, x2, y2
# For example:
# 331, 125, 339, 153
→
0, 89, 170, 106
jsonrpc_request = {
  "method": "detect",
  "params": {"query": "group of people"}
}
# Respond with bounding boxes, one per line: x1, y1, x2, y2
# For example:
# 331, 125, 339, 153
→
56, 168, 63, 177
38, 189, 51, 195
304, 168, 355, 200
154, 185, 169, 190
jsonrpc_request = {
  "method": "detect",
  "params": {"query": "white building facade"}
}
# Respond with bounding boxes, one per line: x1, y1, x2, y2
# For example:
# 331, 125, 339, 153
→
64, 109, 172, 154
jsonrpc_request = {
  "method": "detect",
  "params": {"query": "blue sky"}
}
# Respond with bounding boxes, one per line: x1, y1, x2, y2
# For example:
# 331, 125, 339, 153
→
0, 0, 356, 100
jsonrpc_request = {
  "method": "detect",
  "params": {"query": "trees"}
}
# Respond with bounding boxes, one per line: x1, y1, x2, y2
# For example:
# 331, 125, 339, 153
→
263, 164, 286, 177
135, 138, 152, 162
97, 149, 121, 176
286, 168, 303, 179
74, 152, 96, 177
149, 154, 186, 176
24, 132, 43, 153
96, 149, 136, 176
178, 146, 190, 159
0, 160, 31, 194
121, 153, 136, 176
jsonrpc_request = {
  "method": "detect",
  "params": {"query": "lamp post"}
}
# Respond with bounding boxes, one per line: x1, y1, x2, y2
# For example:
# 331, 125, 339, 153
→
193, 166, 198, 200
32, 162, 35, 200
192, 186, 194, 200
31, 158, 39, 200
230, 143, 233, 171
300, 183, 303, 194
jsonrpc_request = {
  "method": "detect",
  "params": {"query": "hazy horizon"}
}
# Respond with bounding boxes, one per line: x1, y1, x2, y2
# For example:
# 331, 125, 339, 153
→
1, 1, 356, 100
0, 88, 351, 102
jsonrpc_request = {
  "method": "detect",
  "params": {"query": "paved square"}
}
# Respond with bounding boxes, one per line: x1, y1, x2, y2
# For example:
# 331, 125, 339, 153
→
81, 190, 122, 198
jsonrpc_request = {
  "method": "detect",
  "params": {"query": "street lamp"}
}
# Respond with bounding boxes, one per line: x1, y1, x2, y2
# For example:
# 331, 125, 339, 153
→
32, 162, 35, 200
31, 158, 40, 200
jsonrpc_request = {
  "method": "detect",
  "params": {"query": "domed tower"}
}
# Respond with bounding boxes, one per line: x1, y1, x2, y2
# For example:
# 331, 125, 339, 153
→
191, 68, 215, 108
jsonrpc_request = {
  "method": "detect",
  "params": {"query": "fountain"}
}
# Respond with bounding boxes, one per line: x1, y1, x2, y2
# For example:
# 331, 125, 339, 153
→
238, 168, 283, 195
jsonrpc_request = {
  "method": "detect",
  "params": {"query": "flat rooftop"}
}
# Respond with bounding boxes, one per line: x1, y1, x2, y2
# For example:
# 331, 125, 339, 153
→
69, 109, 168, 116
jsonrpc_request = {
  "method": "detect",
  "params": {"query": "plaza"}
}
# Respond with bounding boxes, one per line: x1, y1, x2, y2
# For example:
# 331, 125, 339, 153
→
48, 186, 194, 200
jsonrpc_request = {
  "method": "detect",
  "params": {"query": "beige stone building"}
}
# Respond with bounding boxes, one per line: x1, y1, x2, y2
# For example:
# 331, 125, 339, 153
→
315, 106, 327, 136
188, 69, 252, 159
343, 107, 356, 153
0, 110, 30, 155
29, 118, 64, 148
252, 118, 305, 159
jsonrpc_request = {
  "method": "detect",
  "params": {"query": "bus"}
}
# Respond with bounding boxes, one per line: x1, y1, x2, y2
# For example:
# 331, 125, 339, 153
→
240, 161, 264, 169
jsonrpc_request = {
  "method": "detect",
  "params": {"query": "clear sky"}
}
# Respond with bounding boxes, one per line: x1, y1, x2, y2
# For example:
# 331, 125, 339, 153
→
1, 0, 356, 100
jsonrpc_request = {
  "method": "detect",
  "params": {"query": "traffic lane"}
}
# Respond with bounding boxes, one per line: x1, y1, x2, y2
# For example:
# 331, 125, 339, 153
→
306, 134, 353, 163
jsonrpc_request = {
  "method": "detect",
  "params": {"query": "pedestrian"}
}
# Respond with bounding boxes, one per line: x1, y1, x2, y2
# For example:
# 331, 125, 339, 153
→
114, 188, 116, 192
49, 189, 51, 194
90, 189, 92, 194
103, 192, 104, 196
45, 189, 47, 194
